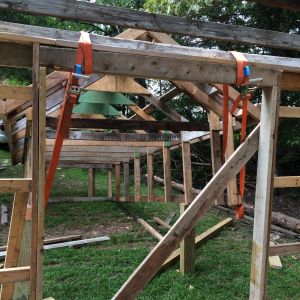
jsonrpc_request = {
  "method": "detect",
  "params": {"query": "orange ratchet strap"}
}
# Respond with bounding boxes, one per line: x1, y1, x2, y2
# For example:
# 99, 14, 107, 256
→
45, 32, 93, 204
222, 51, 251, 219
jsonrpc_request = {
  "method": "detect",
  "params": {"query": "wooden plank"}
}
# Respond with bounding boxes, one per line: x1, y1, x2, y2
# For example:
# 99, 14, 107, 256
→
180, 141, 195, 274
162, 217, 233, 268
0, 192, 29, 299
246, 0, 300, 11
0, 85, 32, 101
279, 106, 300, 118
269, 242, 282, 269
115, 163, 121, 201
273, 176, 300, 188
123, 162, 129, 202
269, 242, 300, 256
225, 114, 241, 206
0, 179, 32, 193
88, 168, 96, 197
209, 111, 224, 205
0, 41, 288, 87
107, 169, 112, 197
46, 117, 209, 132
1, 0, 300, 50
147, 153, 154, 201
112, 124, 260, 300
163, 144, 172, 202
134, 157, 141, 202
137, 218, 163, 240
0, 267, 30, 284
48, 197, 113, 203
250, 81, 281, 300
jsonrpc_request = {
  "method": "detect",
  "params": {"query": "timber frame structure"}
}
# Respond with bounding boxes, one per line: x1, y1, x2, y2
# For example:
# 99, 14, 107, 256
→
0, 1, 299, 299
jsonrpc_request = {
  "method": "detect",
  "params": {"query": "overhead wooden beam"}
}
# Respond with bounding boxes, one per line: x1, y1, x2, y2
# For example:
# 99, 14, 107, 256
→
46, 117, 209, 132
1, 0, 300, 49
112, 124, 260, 300
0, 23, 298, 85
246, 0, 300, 11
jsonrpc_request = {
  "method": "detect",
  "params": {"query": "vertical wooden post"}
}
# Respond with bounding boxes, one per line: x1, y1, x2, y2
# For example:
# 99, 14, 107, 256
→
250, 79, 281, 300
134, 154, 141, 202
124, 161, 130, 202
225, 114, 241, 206
147, 152, 154, 201
115, 163, 121, 201
180, 141, 195, 274
209, 111, 224, 205
30, 45, 46, 300
88, 168, 96, 197
163, 143, 172, 202
107, 169, 112, 197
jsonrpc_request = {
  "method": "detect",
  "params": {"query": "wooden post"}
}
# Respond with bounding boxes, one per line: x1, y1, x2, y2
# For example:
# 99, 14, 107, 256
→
180, 141, 195, 274
88, 168, 96, 197
225, 114, 241, 206
123, 161, 129, 202
134, 154, 141, 202
107, 169, 112, 197
209, 111, 224, 205
29, 45, 46, 300
250, 79, 281, 300
147, 153, 154, 201
115, 163, 121, 201
163, 143, 172, 202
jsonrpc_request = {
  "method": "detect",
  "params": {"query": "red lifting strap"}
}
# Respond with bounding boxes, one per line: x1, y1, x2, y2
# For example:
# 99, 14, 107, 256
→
45, 32, 92, 204
222, 51, 250, 219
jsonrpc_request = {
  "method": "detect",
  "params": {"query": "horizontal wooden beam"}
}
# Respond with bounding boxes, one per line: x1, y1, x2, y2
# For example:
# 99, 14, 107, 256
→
46, 117, 209, 132
269, 242, 300, 256
279, 106, 300, 118
46, 163, 112, 169
1, 0, 300, 50
273, 176, 300, 188
46, 129, 181, 141
0, 179, 32, 193
0, 266, 30, 284
0, 23, 298, 86
0, 85, 32, 101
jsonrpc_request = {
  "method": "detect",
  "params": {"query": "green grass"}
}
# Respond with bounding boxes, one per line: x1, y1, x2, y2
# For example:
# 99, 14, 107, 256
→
0, 148, 299, 299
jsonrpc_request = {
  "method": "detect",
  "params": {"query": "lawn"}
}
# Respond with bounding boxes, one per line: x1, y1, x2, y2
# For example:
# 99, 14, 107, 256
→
0, 148, 299, 299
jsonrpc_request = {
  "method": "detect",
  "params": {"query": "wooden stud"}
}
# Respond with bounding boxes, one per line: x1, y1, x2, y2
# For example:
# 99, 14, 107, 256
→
225, 114, 241, 206
273, 176, 300, 188
0, 179, 32, 193
0, 267, 30, 284
123, 162, 130, 202
250, 79, 281, 300
115, 163, 121, 201
134, 156, 141, 202
209, 111, 224, 205
147, 153, 154, 201
163, 144, 172, 202
0, 192, 29, 299
279, 106, 300, 118
0, 85, 32, 101
180, 141, 195, 274
88, 168, 96, 197
269, 242, 300, 256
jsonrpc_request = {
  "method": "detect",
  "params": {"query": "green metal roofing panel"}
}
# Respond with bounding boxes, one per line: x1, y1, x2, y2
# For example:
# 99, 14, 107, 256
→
79, 91, 135, 105
72, 103, 121, 116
